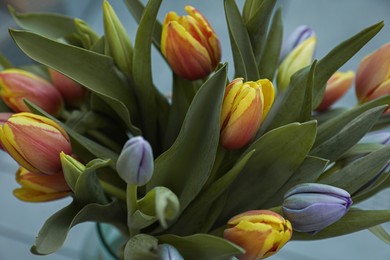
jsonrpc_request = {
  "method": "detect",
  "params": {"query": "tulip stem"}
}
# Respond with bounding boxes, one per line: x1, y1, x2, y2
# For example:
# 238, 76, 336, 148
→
99, 180, 126, 201
87, 130, 122, 153
126, 184, 139, 236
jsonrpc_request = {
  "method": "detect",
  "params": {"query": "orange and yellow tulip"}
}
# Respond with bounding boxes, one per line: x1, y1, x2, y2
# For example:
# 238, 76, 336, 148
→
0, 112, 72, 175
224, 210, 292, 260
161, 6, 221, 80
0, 69, 63, 115
220, 78, 274, 149
13, 167, 70, 202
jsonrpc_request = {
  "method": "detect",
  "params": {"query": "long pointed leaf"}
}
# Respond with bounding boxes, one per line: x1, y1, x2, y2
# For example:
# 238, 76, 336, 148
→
224, 0, 259, 80
147, 65, 228, 212
10, 29, 140, 134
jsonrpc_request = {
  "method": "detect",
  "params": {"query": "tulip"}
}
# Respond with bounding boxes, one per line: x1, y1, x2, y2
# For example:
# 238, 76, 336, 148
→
48, 68, 87, 106
280, 25, 315, 62
220, 78, 275, 150
116, 136, 154, 186
316, 71, 355, 112
161, 5, 221, 80
0, 112, 72, 175
277, 36, 316, 91
282, 183, 352, 233
224, 210, 292, 260
156, 244, 184, 260
0, 69, 63, 115
355, 43, 390, 112
13, 167, 70, 202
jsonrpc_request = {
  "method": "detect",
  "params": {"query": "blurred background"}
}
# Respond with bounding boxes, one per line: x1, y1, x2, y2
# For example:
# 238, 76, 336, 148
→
1, 0, 390, 259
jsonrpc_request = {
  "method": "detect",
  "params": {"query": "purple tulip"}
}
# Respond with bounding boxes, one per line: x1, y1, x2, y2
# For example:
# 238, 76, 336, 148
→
279, 25, 315, 62
116, 136, 154, 186
282, 183, 352, 233
156, 244, 184, 260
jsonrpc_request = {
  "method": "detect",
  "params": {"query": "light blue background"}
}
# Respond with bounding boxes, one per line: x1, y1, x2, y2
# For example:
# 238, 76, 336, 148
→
1, 0, 390, 259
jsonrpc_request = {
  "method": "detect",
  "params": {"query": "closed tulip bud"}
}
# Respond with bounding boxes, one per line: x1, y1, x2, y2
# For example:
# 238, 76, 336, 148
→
156, 244, 184, 260
116, 136, 154, 186
13, 167, 70, 202
280, 25, 315, 62
220, 78, 275, 150
224, 210, 292, 260
282, 183, 352, 233
355, 43, 390, 112
161, 5, 221, 80
0, 69, 63, 115
316, 71, 355, 112
0, 112, 72, 175
48, 68, 87, 106
277, 36, 316, 91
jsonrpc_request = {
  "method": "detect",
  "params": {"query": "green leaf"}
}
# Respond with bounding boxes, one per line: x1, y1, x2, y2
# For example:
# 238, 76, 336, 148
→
123, 0, 163, 51
310, 106, 386, 161
166, 150, 255, 235
74, 18, 100, 49
293, 208, 390, 240
262, 62, 315, 133
262, 155, 329, 208
312, 21, 384, 108
132, 0, 169, 152
313, 107, 349, 125
314, 95, 390, 147
369, 225, 390, 246
103, 0, 133, 75
32, 200, 127, 255
158, 234, 244, 260
224, 0, 259, 80
319, 145, 390, 195
8, 5, 77, 39
244, 0, 277, 62
163, 75, 199, 150
147, 65, 228, 211
10, 29, 140, 134
221, 121, 317, 220
74, 158, 111, 205
124, 234, 159, 260
258, 7, 283, 80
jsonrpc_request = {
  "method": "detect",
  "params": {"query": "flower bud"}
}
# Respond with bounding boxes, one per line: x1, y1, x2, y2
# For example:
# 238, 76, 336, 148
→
277, 36, 316, 91
220, 78, 275, 150
0, 69, 63, 115
355, 43, 390, 112
280, 25, 315, 62
224, 210, 292, 260
161, 5, 221, 80
316, 71, 355, 112
116, 136, 154, 186
48, 68, 87, 106
0, 112, 72, 175
282, 183, 352, 233
13, 167, 70, 202
156, 244, 184, 260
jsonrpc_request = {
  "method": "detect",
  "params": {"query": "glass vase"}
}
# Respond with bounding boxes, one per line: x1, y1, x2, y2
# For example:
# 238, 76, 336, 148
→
80, 223, 127, 260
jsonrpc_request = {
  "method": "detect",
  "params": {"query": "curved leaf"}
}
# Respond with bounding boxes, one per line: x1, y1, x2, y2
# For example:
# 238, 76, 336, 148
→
10, 29, 140, 134
293, 208, 390, 240
224, 0, 259, 80
221, 121, 317, 220
8, 5, 77, 39
148, 65, 228, 212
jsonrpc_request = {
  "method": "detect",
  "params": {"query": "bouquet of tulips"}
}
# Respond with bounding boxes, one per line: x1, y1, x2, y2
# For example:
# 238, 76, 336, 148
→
1, 0, 390, 259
